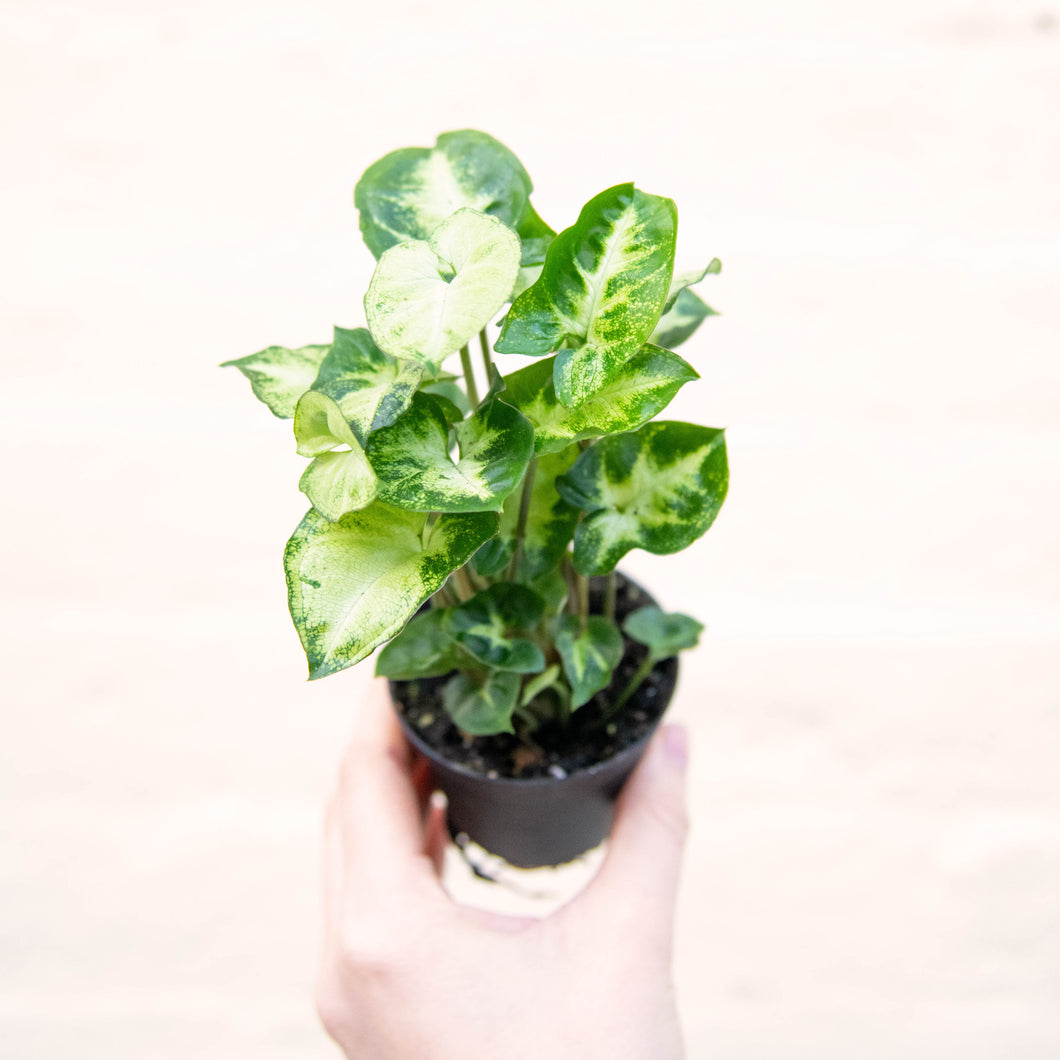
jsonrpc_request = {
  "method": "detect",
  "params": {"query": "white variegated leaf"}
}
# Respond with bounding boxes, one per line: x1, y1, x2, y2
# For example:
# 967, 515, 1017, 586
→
298, 447, 377, 522
354, 130, 535, 258
222, 344, 329, 418
365, 209, 520, 371
284, 504, 498, 679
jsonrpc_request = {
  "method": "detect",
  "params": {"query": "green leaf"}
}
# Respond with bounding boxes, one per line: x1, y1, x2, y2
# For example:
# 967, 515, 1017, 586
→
375, 607, 464, 680
420, 378, 471, 416
556, 422, 728, 576
284, 504, 497, 680
520, 663, 562, 708
309, 327, 424, 444
500, 346, 698, 456
553, 615, 624, 709
513, 202, 555, 297
442, 671, 521, 736
623, 607, 703, 661
495, 183, 677, 407
367, 393, 533, 513
365, 209, 521, 372
471, 448, 579, 580
354, 129, 535, 259
650, 261, 721, 349
222, 344, 329, 418
448, 583, 546, 673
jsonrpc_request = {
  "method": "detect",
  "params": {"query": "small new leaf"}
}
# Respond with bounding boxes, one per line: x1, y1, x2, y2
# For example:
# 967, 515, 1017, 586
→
442, 671, 521, 736
623, 607, 703, 661
553, 615, 624, 709
448, 583, 546, 673
375, 607, 464, 680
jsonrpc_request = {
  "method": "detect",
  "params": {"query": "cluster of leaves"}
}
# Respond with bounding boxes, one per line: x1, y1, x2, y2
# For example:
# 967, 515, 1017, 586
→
224, 130, 728, 737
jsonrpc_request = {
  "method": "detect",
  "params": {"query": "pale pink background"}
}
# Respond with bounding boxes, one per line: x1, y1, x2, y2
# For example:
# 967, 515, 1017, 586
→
2, 0, 1059, 1056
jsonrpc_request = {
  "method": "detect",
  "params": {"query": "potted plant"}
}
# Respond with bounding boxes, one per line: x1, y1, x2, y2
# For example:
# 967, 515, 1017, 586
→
223, 130, 728, 868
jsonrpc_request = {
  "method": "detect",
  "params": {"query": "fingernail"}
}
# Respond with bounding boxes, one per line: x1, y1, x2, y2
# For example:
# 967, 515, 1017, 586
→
662, 724, 688, 767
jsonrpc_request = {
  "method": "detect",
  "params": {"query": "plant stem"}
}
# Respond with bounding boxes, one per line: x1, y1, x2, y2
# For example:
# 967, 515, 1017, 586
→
459, 344, 479, 408
604, 655, 656, 720
506, 457, 538, 582
451, 566, 475, 601
604, 571, 616, 622
576, 569, 589, 631
478, 328, 493, 384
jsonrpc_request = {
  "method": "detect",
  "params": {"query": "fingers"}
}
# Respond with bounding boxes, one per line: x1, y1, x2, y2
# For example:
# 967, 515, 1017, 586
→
574, 724, 690, 953
332, 678, 445, 899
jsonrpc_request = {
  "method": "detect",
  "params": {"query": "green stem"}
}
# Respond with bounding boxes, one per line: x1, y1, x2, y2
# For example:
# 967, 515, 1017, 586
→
604, 571, 616, 622
605, 654, 656, 720
478, 328, 493, 385
576, 569, 589, 631
506, 457, 538, 582
451, 566, 475, 601
459, 344, 479, 408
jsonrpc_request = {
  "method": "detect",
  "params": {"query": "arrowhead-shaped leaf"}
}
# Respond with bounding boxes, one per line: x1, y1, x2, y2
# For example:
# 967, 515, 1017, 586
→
292, 390, 377, 520
650, 260, 721, 349
354, 129, 535, 259
375, 607, 465, 680
500, 346, 698, 456
553, 615, 624, 708
365, 209, 521, 371
222, 344, 329, 418
495, 183, 677, 407
556, 422, 728, 576
367, 393, 533, 513
448, 583, 546, 673
623, 607, 703, 661
284, 504, 497, 679
471, 447, 580, 580
442, 671, 521, 736
309, 327, 424, 444
513, 202, 555, 297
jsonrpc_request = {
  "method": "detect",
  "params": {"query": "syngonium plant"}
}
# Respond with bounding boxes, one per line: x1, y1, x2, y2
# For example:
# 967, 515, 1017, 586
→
224, 130, 728, 738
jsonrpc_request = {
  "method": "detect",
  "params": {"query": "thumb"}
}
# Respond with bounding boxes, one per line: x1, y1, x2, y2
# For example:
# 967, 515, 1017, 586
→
576, 725, 690, 950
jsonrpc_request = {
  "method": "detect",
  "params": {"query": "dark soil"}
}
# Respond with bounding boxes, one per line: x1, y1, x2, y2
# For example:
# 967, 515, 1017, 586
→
391, 574, 678, 780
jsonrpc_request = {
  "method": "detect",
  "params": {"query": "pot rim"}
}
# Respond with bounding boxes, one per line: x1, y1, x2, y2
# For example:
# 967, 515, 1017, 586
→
391, 655, 676, 788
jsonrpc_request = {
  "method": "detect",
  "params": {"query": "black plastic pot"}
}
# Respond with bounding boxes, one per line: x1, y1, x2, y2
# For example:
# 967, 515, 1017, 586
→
390, 574, 679, 868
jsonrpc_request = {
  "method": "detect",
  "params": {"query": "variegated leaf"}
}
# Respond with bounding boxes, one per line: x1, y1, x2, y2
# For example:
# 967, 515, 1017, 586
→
495, 183, 677, 406
309, 327, 423, 443
513, 202, 555, 297
553, 615, 624, 708
471, 447, 579, 580
442, 671, 521, 736
375, 607, 464, 680
284, 504, 497, 680
292, 390, 377, 520
367, 393, 533, 513
556, 422, 728, 576
221, 344, 329, 418
365, 209, 521, 371
448, 583, 546, 674
354, 129, 535, 259
650, 288, 718, 349
500, 346, 698, 456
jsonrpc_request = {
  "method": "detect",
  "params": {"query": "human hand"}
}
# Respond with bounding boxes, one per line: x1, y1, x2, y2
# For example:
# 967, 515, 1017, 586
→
315, 679, 689, 1060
